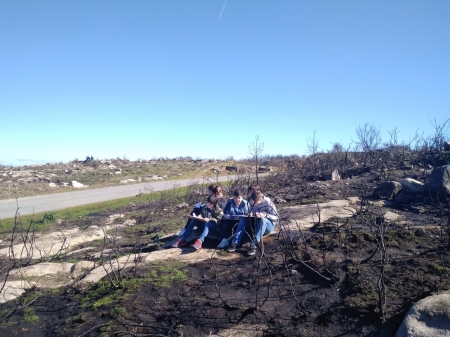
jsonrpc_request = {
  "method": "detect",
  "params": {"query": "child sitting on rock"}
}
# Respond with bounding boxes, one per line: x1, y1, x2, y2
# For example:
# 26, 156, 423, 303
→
172, 195, 223, 250
176, 184, 226, 238
217, 190, 249, 249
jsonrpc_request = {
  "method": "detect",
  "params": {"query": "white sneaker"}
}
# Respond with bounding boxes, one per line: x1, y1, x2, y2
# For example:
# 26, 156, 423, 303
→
217, 238, 229, 249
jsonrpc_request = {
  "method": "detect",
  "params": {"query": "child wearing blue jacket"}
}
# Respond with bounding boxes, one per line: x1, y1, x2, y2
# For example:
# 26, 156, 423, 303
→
217, 190, 249, 249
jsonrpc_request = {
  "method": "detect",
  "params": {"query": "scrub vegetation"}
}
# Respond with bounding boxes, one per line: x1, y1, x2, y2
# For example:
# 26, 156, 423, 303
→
0, 120, 450, 336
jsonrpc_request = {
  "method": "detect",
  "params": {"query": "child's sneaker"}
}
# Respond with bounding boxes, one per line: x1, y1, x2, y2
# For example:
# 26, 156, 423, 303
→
247, 245, 256, 256
172, 238, 181, 248
192, 239, 202, 250
227, 243, 237, 252
172, 238, 187, 248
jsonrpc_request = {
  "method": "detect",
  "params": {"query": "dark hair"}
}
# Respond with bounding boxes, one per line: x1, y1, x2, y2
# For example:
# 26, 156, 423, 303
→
208, 184, 223, 196
249, 185, 262, 201
232, 190, 242, 197
251, 190, 263, 202
248, 184, 261, 193
207, 195, 218, 205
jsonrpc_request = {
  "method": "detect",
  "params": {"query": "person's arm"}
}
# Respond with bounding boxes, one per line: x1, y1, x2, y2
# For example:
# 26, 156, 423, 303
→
200, 205, 210, 219
239, 200, 250, 215
266, 201, 279, 221
255, 200, 278, 221
209, 205, 223, 223
223, 201, 232, 217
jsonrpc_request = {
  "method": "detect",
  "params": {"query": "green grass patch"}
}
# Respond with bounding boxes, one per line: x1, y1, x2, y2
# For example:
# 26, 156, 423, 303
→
66, 259, 79, 264
216, 250, 230, 256
111, 307, 127, 316
147, 261, 188, 288
32, 211, 56, 225
81, 261, 188, 309
48, 288, 60, 295
0, 308, 10, 316
302, 198, 324, 204
20, 292, 40, 306
433, 264, 450, 274
22, 307, 39, 323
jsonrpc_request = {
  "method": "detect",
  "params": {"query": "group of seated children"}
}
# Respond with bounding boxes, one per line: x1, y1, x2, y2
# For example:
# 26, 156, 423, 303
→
172, 184, 279, 256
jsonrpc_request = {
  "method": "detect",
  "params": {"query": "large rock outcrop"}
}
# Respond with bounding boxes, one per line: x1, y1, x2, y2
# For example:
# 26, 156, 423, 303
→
395, 294, 450, 337
326, 170, 341, 181
428, 165, 450, 198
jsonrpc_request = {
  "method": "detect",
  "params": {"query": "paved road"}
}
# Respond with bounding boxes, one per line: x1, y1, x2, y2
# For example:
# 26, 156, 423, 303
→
0, 176, 236, 219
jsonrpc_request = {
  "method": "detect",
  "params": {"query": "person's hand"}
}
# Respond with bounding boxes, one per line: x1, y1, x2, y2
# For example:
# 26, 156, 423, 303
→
203, 217, 210, 222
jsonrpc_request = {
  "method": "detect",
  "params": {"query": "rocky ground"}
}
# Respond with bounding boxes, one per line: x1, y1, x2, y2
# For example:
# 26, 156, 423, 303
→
0, 160, 450, 336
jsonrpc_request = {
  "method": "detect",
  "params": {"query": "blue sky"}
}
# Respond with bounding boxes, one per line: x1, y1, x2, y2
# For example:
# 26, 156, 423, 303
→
1, 1, 449, 166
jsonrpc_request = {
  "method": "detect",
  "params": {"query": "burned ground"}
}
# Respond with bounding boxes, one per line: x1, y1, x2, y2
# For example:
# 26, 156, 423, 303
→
1, 162, 450, 337
2, 230, 449, 337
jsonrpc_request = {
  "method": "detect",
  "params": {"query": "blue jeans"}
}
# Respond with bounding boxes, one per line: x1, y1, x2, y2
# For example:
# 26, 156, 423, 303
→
183, 207, 202, 229
198, 221, 219, 242
220, 219, 239, 240
232, 217, 274, 246
181, 219, 205, 241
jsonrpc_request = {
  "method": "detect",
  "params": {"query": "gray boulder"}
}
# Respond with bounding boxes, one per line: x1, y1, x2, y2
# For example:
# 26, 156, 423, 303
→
374, 181, 402, 199
395, 294, 450, 337
428, 165, 450, 198
400, 178, 427, 195
326, 170, 341, 181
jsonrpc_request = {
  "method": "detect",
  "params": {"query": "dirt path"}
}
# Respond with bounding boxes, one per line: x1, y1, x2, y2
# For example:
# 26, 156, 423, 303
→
0, 175, 236, 219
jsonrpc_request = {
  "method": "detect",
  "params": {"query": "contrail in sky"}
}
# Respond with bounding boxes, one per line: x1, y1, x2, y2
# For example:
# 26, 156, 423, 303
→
219, 0, 228, 18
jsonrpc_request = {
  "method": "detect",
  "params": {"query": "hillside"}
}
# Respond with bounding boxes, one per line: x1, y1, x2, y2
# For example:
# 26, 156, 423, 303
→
1, 146, 450, 336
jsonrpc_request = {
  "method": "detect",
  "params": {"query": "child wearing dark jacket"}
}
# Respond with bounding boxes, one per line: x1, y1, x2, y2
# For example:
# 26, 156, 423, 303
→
177, 184, 225, 238
172, 195, 223, 249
